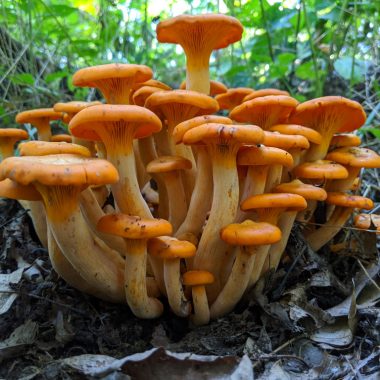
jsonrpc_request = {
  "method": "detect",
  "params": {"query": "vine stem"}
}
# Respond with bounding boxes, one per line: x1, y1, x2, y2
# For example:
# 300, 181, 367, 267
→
301, 0, 321, 97
349, 0, 358, 95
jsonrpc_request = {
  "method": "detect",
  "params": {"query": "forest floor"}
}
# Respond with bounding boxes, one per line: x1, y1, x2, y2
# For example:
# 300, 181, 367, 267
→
0, 143, 379, 379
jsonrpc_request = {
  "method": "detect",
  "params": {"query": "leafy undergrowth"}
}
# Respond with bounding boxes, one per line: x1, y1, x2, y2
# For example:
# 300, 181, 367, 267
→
0, 195, 379, 379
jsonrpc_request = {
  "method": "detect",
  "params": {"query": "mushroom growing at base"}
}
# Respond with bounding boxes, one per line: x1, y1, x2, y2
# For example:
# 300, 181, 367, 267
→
97, 213, 172, 318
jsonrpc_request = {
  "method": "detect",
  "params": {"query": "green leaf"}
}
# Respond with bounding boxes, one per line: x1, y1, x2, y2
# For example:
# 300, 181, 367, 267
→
9, 73, 35, 86
45, 71, 68, 84
334, 57, 369, 84
295, 61, 314, 80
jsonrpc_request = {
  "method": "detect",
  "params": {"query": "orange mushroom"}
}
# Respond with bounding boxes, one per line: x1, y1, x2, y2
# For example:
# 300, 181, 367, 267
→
306, 192, 374, 251
148, 236, 196, 317
182, 122, 264, 299
182, 270, 215, 325
0, 154, 125, 302
72, 63, 152, 105
97, 214, 172, 318
157, 14, 243, 94
16, 108, 62, 141
230, 95, 298, 130
289, 96, 366, 161
173, 115, 233, 244
0, 128, 29, 160
210, 220, 281, 318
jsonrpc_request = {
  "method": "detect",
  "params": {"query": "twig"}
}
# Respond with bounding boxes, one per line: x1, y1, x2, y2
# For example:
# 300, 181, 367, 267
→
356, 259, 380, 292
252, 333, 307, 369
296, 220, 380, 233
301, 0, 321, 96
251, 353, 309, 368
0, 209, 28, 228
0, 289, 87, 315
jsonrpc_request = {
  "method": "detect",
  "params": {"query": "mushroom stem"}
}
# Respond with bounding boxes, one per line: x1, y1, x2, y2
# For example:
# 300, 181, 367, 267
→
191, 285, 210, 325
236, 166, 268, 222
80, 188, 126, 254
26, 201, 48, 248
186, 55, 210, 94
34, 119, 52, 141
47, 227, 98, 296
247, 245, 272, 289
37, 184, 125, 302
210, 245, 257, 319
306, 207, 353, 251
164, 259, 191, 317
161, 171, 188, 232
265, 164, 283, 192
193, 150, 239, 297
124, 239, 164, 318
108, 151, 152, 218
262, 211, 297, 273
175, 147, 213, 244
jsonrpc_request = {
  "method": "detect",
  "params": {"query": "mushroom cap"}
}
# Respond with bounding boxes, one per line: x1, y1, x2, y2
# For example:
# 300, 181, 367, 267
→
269, 124, 322, 145
182, 270, 215, 286
173, 115, 233, 144
325, 192, 374, 210
215, 88, 254, 110
72, 63, 153, 87
263, 131, 310, 151
243, 88, 290, 102
0, 128, 29, 140
0, 154, 119, 187
182, 123, 264, 147
220, 220, 281, 246
145, 90, 219, 118
69, 104, 162, 141
330, 133, 361, 148
289, 96, 366, 133
97, 214, 172, 239
273, 179, 327, 201
230, 95, 299, 129
146, 156, 192, 173
51, 134, 73, 143
132, 86, 167, 106
353, 213, 371, 229
19, 141, 91, 157
180, 79, 228, 96
241, 193, 307, 212
131, 79, 172, 91
326, 147, 380, 169
156, 14, 243, 50
16, 108, 62, 124
148, 236, 196, 259
293, 160, 349, 180
0, 179, 42, 201
53, 101, 102, 114
237, 145, 293, 168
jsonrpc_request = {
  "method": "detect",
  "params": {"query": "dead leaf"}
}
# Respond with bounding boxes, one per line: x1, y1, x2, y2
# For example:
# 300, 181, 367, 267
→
60, 347, 254, 379
0, 320, 38, 362
0, 267, 24, 315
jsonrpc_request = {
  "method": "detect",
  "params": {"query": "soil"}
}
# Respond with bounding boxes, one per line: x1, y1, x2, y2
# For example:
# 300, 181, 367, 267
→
0, 190, 379, 379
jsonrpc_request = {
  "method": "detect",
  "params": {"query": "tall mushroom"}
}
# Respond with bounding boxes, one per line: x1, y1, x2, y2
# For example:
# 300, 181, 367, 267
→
0, 129, 29, 160
16, 108, 62, 141
97, 214, 172, 318
289, 96, 366, 161
0, 154, 126, 302
210, 220, 281, 319
173, 115, 233, 244
157, 14, 243, 94
182, 122, 264, 299
69, 104, 161, 217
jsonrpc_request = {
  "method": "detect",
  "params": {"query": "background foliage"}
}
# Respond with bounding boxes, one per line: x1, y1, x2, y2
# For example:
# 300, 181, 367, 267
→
0, 0, 379, 135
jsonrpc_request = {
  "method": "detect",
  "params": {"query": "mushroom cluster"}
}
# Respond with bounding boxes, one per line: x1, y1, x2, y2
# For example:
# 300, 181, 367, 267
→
1, 14, 379, 324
